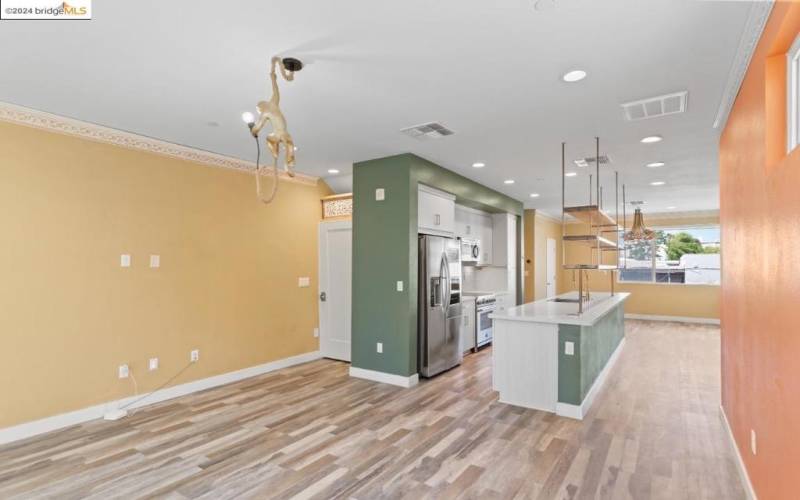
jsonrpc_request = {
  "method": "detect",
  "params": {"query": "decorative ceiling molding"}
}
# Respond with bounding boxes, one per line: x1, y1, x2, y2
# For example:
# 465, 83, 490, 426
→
0, 102, 319, 186
712, 0, 774, 130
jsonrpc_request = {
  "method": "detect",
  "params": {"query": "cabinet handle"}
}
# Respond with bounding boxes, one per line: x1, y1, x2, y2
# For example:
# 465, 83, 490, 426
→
435, 214, 440, 225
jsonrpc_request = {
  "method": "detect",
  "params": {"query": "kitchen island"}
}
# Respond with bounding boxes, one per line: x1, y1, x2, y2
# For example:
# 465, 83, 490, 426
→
490, 291, 629, 419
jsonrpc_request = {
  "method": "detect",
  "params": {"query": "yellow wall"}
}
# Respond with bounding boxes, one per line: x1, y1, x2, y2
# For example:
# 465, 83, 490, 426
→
532, 213, 563, 301
0, 121, 330, 428
531, 211, 720, 319
523, 210, 535, 303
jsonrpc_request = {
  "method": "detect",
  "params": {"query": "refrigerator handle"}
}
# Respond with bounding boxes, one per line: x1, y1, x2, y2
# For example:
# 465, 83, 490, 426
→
440, 254, 448, 316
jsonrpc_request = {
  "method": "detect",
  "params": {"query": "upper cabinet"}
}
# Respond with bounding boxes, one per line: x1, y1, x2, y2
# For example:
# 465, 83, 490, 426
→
455, 205, 493, 265
418, 185, 456, 236
492, 212, 517, 268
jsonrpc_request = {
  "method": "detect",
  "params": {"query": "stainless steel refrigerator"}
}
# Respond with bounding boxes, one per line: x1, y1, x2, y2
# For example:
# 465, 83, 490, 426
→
418, 234, 463, 378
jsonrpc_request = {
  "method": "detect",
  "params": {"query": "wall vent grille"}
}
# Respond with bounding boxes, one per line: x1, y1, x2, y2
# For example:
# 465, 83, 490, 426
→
621, 91, 688, 121
400, 122, 455, 140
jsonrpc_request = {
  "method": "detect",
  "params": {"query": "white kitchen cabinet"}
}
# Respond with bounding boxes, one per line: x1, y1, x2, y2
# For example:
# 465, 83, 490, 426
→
418, 185, 456, 236
455, 205, 471, 238
495, 291, 515, 312
477, 213, 493, 266
455, 205, 493, 266
491, 213, 516, 268
460, 297, 476, 353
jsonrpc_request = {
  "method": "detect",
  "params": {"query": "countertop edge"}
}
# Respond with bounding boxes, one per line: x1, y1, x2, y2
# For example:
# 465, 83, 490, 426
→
490, 292, 630, 326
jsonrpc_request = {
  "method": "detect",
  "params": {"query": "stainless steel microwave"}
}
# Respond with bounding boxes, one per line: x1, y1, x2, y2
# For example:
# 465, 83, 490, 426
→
460, 238, 480, 264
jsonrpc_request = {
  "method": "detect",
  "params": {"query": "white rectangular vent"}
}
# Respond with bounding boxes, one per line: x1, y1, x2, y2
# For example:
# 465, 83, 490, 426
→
621, 91, 688, 121
574, 155, 610, 168
400, 122, 455, 140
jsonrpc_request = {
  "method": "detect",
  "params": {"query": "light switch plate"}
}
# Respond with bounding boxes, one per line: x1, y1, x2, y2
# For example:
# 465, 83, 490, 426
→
149, 255, 160, 268
375, 188, 385, 201
118, 364, 129, 378
148, 357, 158, 371
565, 341, 575, 356
120, 254, 131, 268
751, 429, 757, 455
190, 350, 199, 362
298, 277, 310, 288
313, 328, 319, 338
396, 280, 404, 292
377, 342, 383, 353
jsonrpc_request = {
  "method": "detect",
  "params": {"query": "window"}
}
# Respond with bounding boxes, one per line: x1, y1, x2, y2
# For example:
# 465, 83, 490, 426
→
618, 225, 721, 285
787, 34, 800, 152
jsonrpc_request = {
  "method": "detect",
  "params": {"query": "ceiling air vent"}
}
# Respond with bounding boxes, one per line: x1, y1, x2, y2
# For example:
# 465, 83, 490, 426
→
621, 91, 688, 121
574, 155, 611, 168
400, 122, 455, 140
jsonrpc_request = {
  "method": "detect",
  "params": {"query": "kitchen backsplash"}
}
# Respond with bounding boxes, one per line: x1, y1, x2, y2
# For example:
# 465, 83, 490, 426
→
462, 265, 508, 292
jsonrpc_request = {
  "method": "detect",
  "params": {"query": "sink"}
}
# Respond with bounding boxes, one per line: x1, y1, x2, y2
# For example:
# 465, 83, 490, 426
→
549, 297, 581, 303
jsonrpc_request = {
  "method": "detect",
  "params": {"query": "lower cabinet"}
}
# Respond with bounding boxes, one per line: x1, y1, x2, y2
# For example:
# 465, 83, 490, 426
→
495, 292, 513, 313
460, 297, 476, 353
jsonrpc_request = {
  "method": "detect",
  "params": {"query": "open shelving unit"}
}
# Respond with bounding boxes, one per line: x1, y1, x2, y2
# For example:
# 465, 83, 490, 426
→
561, 138, 622, 314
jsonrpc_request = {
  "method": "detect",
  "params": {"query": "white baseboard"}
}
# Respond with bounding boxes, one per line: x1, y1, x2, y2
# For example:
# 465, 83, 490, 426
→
556, 338, 626, 420
720, 405, 758, 500
625, 313, 720, 325
0, 350, 322, 446
349, 366, 419, 388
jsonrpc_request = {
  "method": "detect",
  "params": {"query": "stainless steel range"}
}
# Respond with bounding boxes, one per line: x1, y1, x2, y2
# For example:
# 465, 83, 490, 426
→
474, 294, 496, 350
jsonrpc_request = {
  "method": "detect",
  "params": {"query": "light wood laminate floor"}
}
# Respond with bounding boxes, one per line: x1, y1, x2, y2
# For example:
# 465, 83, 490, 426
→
0, 320, 745, 499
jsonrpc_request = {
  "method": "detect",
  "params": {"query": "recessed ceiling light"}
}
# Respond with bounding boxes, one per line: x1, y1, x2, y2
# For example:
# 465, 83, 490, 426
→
472, 162, 485, 168
562, 70, 587, 83
650, 181, 665, 186
565, 172, 578, 177
641, 135, 663, 144
504, 179, 515, 184
327, 169, 340, 174
530, 193, 540, 198
666, 206, 677, 210
646, 162, 665, 168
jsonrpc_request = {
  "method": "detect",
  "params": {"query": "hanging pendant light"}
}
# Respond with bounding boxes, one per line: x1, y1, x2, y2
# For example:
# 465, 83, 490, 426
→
624, 203, 655, 241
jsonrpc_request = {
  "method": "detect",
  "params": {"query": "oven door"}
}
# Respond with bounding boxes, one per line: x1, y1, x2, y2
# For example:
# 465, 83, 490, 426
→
476, 305, 495, 347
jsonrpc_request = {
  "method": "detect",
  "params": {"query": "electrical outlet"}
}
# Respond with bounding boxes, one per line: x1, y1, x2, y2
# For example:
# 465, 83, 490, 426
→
313, 328, 319, 338
376, 342, 383, 354
565, 341, 575, 356
396, 281, 404, 292
149, 255, 160, 268
149, 357, 158, 371
190, 350, 199, 362
120, 254, 131, 268
751, 429, 757, 455
118, 364, 129, 379
375, 188, 385, 201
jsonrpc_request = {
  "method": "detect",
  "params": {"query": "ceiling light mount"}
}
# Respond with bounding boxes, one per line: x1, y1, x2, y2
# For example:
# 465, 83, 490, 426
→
640, 135, 663, 144
281, 57, 303, 72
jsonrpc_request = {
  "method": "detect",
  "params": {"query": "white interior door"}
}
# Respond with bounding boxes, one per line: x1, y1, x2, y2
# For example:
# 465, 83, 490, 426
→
546, 238, 557, 298
319, 220, 352, 361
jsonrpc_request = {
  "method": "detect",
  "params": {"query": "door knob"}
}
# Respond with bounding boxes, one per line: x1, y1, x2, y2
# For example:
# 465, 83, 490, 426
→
320, 292, 327, 302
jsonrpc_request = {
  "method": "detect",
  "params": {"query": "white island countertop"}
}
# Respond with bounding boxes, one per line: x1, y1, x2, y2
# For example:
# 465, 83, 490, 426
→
490, 291, 630, 327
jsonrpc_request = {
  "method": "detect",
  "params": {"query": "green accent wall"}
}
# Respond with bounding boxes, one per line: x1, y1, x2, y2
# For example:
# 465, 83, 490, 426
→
352, 153, 523, 377
557, 304, 625, 405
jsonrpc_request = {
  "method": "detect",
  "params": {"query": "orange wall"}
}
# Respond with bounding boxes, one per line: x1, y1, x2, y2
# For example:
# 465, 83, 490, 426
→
720, 3, 800, 498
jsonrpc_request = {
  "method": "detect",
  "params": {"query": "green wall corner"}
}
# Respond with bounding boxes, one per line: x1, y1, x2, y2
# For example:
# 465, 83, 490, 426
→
351, 153, 522, 377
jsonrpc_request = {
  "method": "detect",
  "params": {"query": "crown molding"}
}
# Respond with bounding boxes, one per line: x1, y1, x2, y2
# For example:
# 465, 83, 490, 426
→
0, 101, 319, 186
713, 0, 774, 130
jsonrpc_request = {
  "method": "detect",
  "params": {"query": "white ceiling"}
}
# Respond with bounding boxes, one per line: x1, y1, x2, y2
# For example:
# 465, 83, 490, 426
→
0, 0, 754, 215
